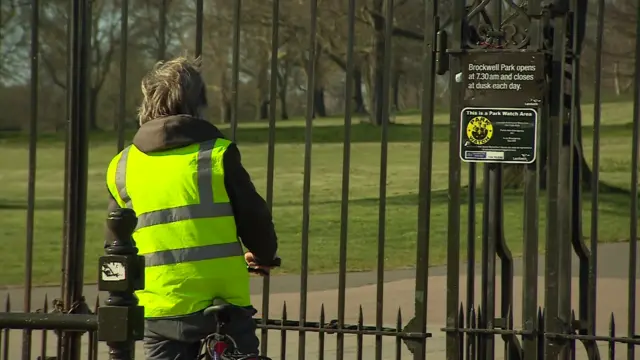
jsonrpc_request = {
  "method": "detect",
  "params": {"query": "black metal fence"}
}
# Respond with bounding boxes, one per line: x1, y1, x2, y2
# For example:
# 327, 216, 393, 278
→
0, 0, 639, 359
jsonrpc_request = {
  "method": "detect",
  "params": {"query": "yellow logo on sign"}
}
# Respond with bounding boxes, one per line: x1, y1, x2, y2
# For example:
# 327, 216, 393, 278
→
466, 116, 493, 145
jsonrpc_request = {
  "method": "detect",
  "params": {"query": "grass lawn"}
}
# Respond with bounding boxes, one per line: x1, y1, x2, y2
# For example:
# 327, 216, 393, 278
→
0, 102, 637, 287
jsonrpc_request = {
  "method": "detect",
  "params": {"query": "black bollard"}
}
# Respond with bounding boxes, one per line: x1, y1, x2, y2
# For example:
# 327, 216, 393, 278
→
98, 208, 145, 360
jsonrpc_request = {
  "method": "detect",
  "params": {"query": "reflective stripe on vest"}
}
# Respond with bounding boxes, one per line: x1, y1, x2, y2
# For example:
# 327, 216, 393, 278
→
114, 139, 241, 267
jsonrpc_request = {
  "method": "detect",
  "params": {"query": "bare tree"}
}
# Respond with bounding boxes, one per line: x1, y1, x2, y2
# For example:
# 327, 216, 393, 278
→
39, 0, 121, 130
0, 0, 29, 84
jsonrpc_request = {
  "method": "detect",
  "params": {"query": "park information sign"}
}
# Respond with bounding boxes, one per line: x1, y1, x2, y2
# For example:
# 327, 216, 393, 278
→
461, 52, 545, 108
459, 107, 538, 164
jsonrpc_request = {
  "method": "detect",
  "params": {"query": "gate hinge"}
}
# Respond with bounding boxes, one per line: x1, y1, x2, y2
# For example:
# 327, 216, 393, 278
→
493, 317, 510, 329
571, 318, 588, 333
43, 296, 93, 336
50, 296, 93, 315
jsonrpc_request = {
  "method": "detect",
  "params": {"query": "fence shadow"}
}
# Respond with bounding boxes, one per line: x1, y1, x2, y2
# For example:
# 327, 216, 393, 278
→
0, 122, 633, 146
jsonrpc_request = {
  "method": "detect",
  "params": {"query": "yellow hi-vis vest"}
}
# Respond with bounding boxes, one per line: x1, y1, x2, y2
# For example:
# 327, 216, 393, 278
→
106, 138, 251, 318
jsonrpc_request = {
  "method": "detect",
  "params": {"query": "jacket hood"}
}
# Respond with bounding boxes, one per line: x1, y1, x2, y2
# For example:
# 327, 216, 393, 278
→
132, 115, 225, 153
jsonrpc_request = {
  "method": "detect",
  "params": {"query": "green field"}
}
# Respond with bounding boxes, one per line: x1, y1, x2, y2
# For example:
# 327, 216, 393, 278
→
0, 102, 637, 287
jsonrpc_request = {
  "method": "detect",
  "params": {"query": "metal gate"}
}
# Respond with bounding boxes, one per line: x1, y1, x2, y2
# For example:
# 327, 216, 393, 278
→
0, 0, 638, 359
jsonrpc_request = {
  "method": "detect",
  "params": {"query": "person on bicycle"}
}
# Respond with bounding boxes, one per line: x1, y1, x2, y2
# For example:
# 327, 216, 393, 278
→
104, 55, 278, 360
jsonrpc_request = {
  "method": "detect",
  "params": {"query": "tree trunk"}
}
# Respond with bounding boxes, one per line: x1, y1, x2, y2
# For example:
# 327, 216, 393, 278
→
313, 87, 327, 118
276, 60, 291, 120
370, 0, 386, 126
279, 90, 289, 120
221, 100, 231, 124
89, 89, 99, 131
310, 46, 327, 118
220, 66, 231, 123
613, 62, 621, 96
220, 87, 231, 124
256, 60, 269, 121
354, 68, 367, 114
392, 70, 400, 111
392, 52, 403, 112
259, 100, 269, 120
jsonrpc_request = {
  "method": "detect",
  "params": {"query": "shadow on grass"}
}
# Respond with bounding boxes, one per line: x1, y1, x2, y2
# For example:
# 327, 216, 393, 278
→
226, 122, 630, 144
0, 122, 633, 145
2, 186, 634, 216
291, 188, 524, 207
0, 198, 105, 211
274, 187, 636, 218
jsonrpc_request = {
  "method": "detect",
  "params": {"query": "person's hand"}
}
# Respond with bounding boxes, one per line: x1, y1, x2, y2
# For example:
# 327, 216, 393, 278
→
244, 252, 258, 266
244, 252, 271, 275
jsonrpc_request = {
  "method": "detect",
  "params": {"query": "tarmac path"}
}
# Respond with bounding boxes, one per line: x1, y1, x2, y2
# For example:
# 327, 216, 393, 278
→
1, 242, 638, 359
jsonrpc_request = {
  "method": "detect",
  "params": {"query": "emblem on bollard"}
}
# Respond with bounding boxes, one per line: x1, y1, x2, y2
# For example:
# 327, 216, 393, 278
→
101, 262, 126, 281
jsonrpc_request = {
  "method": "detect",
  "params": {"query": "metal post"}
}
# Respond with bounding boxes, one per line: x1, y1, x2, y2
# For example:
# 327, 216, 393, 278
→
22, 0, 40, 359
117, 0, 129, 152
60, 0, 91, 358
97, 209, 145, 360
544, 9, 568, 360
445, 0, 464, 358
260, 0, 280, 354
158, 0, 167, 61
230, 0, 242, 140
195, 0, 203, 58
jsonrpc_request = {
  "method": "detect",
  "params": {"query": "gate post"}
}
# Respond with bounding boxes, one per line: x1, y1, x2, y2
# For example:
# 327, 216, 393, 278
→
448, 2, 547, 360
98, 208, 145, 360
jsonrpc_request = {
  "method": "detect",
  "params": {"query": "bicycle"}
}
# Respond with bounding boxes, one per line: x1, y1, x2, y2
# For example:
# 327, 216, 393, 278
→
197, 257, 281, 360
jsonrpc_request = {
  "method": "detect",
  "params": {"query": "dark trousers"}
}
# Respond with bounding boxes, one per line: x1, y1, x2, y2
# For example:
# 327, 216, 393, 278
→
143, 307, 259, 360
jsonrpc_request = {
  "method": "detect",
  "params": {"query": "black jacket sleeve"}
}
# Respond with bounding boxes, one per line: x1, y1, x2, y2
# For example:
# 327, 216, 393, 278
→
223, 144, 278, 263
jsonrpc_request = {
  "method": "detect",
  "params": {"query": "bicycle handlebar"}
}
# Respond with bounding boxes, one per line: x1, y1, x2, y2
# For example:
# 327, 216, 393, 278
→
247, 256, 281, 276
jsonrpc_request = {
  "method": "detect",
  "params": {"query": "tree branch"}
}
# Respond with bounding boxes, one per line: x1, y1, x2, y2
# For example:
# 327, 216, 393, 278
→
41, 55, 66, 89
365, 8, 424, 41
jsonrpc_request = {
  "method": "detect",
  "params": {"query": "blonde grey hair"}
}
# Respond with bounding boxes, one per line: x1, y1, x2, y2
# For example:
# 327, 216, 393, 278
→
137, 55, 207, 125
